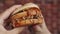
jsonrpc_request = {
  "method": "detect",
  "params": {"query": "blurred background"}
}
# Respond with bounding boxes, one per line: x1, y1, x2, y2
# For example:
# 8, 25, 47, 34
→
0, 0, 60, 34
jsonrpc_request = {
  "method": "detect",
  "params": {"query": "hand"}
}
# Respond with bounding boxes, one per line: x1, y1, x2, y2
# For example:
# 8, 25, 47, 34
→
29, 16, 51, 34
0, 5, 25, 34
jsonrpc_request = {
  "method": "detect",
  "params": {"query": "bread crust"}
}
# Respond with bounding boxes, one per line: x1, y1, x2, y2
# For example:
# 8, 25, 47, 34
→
10, 3, 43, 27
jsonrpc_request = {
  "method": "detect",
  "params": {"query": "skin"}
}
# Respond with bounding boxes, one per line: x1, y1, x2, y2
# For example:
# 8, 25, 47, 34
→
0, 5, 25, 34
0, 5, 51, 34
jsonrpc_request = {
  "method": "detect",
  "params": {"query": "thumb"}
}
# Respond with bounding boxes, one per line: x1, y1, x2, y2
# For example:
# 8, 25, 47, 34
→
32, 25, 42, 32
28, 25, 42, 34
0, 5, 22, 20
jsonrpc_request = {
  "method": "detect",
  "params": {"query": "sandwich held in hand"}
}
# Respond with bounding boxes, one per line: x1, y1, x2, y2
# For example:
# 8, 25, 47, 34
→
10, 3, 43, 27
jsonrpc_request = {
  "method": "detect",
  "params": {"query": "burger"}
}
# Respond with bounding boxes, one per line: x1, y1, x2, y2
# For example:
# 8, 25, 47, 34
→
10, 3, 43, 27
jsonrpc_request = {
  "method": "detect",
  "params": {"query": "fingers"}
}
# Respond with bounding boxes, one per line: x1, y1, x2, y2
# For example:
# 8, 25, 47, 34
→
28, 25, 42, 34
41, 19, 48, 29
32, 25, 42, 32
0, 5, 22, 20
7, 27, 25, 34
0, 25, 25, 34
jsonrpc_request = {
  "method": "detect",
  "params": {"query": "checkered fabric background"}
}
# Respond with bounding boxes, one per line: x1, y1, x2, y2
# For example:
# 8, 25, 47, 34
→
0, 0, 60, 34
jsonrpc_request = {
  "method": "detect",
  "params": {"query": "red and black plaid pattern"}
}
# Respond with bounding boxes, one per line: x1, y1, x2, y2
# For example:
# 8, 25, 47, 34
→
0, 0, 60, 34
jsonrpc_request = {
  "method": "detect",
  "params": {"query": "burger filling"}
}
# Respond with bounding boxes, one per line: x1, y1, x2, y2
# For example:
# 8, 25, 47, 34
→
11, 7, 43, 27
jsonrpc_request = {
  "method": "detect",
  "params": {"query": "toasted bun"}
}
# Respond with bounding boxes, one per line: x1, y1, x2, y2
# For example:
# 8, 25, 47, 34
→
11, 3, 43, 27
12, 3, 39, 15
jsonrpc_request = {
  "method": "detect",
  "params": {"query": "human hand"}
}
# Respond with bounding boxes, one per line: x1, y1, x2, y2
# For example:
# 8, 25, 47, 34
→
28, 15, 51, 34
0, 5, 25, 34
